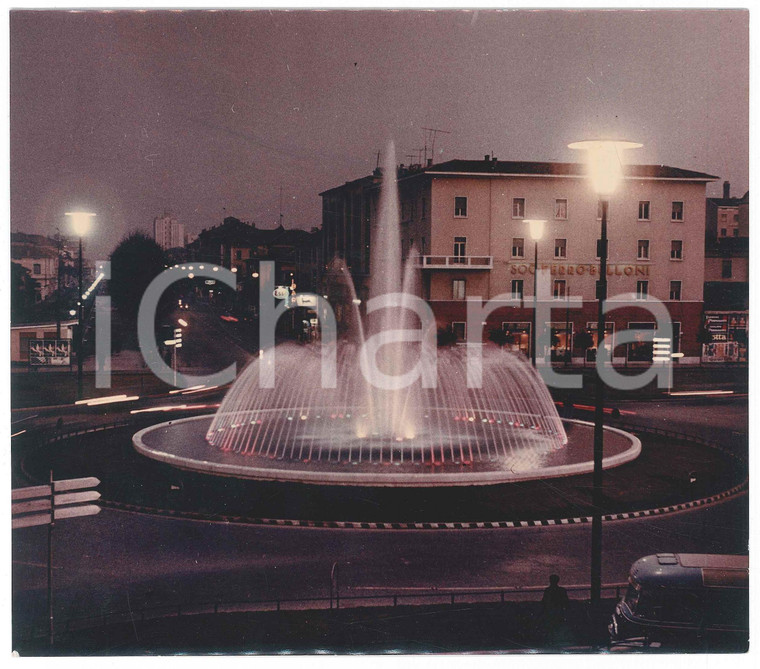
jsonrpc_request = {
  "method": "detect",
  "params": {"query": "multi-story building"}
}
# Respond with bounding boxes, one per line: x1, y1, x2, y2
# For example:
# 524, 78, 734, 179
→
702, 183, 749, 362
10, 232, 76, 301
153, 212, 186, 251
321, 156, 718, 364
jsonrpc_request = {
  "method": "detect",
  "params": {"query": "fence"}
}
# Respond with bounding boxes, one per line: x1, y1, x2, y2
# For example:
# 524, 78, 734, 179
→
16, 581, 628, 641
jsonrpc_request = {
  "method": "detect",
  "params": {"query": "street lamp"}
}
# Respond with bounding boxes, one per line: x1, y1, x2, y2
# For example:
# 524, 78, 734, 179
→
568, 139, 641, 606
524, 219, 546, 367
65, 211, 96, 400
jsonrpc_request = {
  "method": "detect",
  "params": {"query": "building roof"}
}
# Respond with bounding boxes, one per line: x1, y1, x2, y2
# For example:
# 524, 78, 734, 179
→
319, 158, 718, 196
422, 158, 719, 181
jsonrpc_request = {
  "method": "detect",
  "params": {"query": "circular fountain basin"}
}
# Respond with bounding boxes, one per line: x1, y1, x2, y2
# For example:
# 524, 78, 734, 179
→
133, 413, 640, 487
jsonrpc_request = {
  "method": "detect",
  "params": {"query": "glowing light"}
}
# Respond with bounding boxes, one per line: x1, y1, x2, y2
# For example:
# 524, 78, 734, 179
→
231, 267, 238, 273
524, 219, 546, 242
188, 273, 195, 279
252, 272, 259, 278
568, 139, 642, 196
213, 266, 219, 272
76, 394, 139, 406
178, 318, 188, 327
65, 211, 96, 236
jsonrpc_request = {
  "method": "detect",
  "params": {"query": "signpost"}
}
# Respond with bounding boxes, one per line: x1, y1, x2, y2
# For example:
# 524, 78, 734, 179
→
12, 475, 101, 646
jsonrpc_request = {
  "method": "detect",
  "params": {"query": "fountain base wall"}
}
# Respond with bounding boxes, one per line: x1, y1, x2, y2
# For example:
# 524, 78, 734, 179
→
133, 415, 640, 487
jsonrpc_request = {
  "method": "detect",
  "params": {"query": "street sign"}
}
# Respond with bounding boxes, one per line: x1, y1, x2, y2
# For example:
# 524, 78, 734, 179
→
12, 505, 101, 530
13, 490, 101, 515
296, 294, 318, 307
11, 477, 100, 500
12, 474, 101, 646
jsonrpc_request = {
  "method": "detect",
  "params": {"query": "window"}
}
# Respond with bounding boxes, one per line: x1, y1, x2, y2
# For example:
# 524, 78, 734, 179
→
554, 199, 568, 219
720, 228, 727, 237
511, 279, 524, 300
720, 212, 728, 223
637, 239, 650, 260
669, 281, 682, 301
554, 238, 567, 259
512, 198, 525, 219
733, 228, 740, 237
638, 201, 650, 221
511, 237, 525, 258
671, 201, 684, 221
452, 322, 467, 342
453, 236, 466, 263
235, 250, 242, 260
454, 196, 468, 217
452, 279, 466, 300
670, 240, 683, 260
636, 281, 649, 300
33, 263, 41, 275
553, 279, 566, 300
722, 259, 733, 278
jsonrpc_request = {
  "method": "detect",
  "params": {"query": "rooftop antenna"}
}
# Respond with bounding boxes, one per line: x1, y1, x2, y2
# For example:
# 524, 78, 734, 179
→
279, 185, 284, 227
375, 150, 381, 170
422, 127, 452, 164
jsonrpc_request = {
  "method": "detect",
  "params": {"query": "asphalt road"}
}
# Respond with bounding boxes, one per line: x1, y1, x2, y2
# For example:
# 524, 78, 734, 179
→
13, 493, 747, 636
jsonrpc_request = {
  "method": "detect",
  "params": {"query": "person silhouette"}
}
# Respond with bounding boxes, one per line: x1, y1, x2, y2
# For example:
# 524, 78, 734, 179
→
539, 574, 570, 644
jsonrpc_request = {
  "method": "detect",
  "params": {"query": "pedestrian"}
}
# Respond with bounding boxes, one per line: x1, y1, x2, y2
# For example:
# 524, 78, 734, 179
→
539, 574, 569, 645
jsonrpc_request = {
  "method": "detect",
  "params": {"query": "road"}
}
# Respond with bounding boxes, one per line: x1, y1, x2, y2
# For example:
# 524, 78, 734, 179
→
13, 493, 747, 634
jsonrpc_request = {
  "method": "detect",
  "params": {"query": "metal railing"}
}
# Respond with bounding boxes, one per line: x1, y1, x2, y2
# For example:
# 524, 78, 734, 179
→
15, 581, 628, 641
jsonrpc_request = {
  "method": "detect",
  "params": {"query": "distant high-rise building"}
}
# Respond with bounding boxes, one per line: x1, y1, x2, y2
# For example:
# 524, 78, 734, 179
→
153, 212, 185, 250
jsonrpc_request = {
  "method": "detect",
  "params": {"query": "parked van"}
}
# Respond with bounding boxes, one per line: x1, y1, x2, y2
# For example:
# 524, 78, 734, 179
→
609, 553, 748, 649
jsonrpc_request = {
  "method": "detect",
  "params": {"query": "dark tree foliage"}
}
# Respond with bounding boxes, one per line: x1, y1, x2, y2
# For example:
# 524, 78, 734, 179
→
109, 232, 166, 323
10, 262, 40, 323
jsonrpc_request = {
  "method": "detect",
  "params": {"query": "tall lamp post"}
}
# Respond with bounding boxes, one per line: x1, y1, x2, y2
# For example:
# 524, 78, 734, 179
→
568, 140, 641, 606
65, 211, 96, 400
524, 219, 546, 367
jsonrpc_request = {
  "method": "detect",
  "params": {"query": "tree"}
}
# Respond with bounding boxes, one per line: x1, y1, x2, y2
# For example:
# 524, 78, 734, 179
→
10, 262, 40, 323
109, 232, 166, 326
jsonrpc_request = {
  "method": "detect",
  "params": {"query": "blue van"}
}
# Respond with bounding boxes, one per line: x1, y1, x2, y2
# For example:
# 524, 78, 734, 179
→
609, 553, 748, 649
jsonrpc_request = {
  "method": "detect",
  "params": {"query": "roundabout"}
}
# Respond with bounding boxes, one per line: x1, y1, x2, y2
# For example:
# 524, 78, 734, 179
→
17, 410, 746, 525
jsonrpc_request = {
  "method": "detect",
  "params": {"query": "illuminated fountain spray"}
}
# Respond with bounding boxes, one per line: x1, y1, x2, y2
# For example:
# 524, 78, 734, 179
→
205, 142, 568, 471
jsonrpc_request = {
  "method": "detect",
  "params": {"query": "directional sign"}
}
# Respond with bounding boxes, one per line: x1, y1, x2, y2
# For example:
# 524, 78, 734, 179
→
273, 286, 289, 300
12, 477, 101, 529
12, 505, 101, 530
12, 490, 101, 515
11, 477, 100, 500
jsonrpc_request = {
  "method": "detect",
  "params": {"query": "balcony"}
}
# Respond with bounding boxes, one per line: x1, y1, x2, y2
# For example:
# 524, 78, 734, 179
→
418, 255, 493, 270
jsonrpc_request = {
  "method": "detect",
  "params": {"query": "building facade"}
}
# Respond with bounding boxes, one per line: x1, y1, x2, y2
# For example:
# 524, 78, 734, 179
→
153, 212, 186, 251
321, 156, 717, 364
702, 183, 749, 362
10, 232, 76, 301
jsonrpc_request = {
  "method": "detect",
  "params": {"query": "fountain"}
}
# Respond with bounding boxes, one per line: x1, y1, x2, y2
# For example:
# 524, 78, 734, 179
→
134, 144, 640, 487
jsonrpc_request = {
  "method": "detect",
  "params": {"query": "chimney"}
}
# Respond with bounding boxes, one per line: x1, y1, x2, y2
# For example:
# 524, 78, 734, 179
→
484, 154, 490, 161
723, 181, 731, 199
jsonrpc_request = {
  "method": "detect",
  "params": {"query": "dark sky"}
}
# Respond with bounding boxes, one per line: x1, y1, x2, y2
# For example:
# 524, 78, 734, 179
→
10, 9, 749, 259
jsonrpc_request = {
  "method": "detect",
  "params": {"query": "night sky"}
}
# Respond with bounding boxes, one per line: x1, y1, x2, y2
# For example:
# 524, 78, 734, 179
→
10, 8, 748, 259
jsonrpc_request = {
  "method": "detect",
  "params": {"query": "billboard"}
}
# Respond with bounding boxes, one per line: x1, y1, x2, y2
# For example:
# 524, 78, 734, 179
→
28, 339, 72, 366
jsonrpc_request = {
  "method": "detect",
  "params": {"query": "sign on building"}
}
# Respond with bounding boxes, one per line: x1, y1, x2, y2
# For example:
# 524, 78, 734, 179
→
28, 339, 71, 366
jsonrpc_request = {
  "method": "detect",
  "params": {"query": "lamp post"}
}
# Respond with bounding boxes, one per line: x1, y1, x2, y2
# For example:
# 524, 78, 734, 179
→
525, 219, 546, 367
568, 140, 641, 606
65, 212, 96, 400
